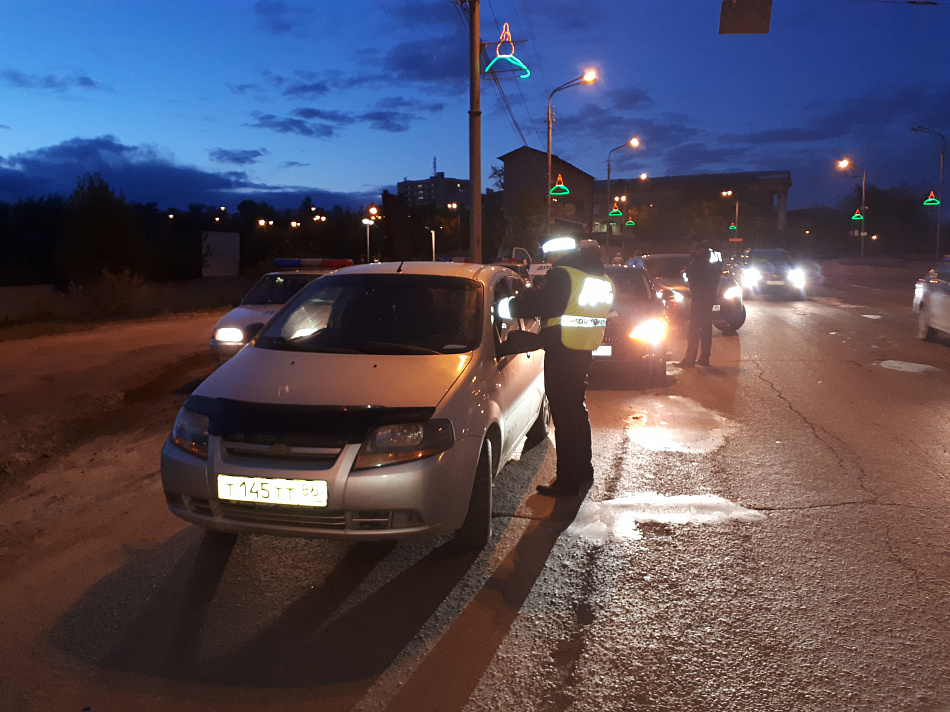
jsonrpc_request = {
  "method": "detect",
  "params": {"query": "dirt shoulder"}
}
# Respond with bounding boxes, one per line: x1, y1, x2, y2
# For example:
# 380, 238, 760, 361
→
0, 310, 221, 492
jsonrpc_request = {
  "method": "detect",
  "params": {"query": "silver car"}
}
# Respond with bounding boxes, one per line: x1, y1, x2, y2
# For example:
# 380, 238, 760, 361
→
915, 257, 950, 341
162, 261, 549, 549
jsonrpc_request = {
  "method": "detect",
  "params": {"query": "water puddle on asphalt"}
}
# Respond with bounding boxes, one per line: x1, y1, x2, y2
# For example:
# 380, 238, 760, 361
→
878, 360, 941, 373
625, 395, 733, 453
567, 492, 765, 542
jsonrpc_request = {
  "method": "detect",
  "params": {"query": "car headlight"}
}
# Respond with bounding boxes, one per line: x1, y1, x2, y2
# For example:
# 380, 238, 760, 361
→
214, 327, 245, 344
742, 268, 762, 287
170, 407, 209, 459
787, 268, 806, 290
722, 285, 742, 300
629, 318, 668, 346
353, 418, 455, 469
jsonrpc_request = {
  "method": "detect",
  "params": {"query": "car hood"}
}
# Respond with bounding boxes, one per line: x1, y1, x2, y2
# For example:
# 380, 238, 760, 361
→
610, 298, 666, 322
193, 344, 472, 408
650, 276, 689, 294
213, 305, 282, 330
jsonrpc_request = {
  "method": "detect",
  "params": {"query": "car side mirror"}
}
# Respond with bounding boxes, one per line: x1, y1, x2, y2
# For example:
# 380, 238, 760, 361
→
246, 322, 266, 341
497, 330, 542, 357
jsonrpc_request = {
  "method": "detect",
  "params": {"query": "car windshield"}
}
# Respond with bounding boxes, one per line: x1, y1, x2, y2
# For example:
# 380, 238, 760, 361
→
256, 273, 483, 355
642, 256, 688, 279
606, 268, 654, 301
748, 250, 793, 269
242, 273, 319, 305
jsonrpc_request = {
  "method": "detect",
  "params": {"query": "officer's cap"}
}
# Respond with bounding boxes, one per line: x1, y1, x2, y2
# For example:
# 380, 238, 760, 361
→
541, 236, 577, 254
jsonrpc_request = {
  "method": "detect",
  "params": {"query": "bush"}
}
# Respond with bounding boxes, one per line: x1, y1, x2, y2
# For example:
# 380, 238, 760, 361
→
68, 269, 145, 318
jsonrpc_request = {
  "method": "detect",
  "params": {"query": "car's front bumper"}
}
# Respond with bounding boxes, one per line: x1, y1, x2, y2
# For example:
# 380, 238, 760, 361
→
160, 432, 482, 540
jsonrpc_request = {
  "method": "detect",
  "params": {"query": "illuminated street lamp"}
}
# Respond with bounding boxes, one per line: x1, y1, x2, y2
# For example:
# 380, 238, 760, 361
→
837, 158, 869, 257
546, 70, 597, 236
721, 190, 739, 238
606, 137, 640, 245
362, 218, 374, 263
911, 126, 946, 259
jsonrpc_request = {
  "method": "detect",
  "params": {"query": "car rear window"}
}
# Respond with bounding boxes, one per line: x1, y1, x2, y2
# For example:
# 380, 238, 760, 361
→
242, 273, 319, 305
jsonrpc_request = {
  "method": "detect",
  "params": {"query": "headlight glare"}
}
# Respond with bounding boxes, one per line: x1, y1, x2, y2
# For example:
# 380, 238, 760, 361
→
742, 268, 762, 287
170, 408, 209, 459
353, 418, 455, 469
629, 318, 668, 345
722, 285, 742, 300
788, 268, 806, 290
215, 327, 245, 344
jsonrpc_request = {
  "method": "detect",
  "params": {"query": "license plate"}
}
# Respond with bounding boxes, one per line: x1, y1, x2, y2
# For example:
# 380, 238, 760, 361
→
593, 344, 612, 357
217, 474, 328, 507
712, 304, 721, 311
766, 280, 784, 285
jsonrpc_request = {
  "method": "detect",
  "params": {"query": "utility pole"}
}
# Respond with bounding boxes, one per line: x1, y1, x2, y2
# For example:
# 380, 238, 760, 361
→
463, 0, 482, 262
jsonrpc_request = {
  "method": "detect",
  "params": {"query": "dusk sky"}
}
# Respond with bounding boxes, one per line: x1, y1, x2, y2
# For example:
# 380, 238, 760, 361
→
1, 0, 948, 212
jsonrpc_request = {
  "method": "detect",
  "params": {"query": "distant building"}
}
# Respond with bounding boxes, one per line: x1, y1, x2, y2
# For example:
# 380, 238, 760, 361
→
596, 170, 792, 234
498, 146, 595, 237
397, 172, 470, 210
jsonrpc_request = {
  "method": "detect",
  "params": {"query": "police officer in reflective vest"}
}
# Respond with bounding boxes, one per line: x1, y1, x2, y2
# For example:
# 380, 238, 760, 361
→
503, 237, 614, 496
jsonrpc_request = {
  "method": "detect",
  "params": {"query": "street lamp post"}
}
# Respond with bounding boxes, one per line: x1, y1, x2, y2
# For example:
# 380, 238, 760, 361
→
722, 190, 739, 237
546, 70, 597, 237
606, 137, 640, 248
837, 159, 868, 258
912, 126, 946, 259
362, 219, 373, 263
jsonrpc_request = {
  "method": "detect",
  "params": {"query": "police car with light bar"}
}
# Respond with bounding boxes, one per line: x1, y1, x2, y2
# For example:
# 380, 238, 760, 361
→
210, 258, 352, 362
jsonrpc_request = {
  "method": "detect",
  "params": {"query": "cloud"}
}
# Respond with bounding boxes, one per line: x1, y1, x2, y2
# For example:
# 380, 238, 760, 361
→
248, 114, 336, 137
253, 102, 434, 138
1, 69, 101, 92
209, 148, 269, 165
282, 81, 331, 98
253, 1, 314, 35
0, 135, 372, 210
293, 107, 356, 124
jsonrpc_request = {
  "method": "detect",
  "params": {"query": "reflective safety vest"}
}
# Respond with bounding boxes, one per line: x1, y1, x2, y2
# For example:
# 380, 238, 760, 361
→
543, 266, 614, 350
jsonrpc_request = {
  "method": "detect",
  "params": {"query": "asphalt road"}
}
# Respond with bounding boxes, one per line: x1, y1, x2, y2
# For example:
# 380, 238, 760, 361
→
0, 277, 948, 712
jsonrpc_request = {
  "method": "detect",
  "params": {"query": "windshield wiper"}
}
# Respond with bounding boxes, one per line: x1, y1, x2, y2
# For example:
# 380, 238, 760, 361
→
355, 341, 440, 355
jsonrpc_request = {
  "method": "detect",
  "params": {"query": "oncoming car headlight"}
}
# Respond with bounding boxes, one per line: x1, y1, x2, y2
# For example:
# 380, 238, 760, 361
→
214, 327, 245, 344
787, 268, 806, 290
722, 285, 742, 300
353, 418, 455, 470
170, 407, 209, 459
742, 267, 762, 288
629, 318, 668, 346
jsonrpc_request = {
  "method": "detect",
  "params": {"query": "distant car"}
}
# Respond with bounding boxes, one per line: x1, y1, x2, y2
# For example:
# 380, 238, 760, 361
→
162, 260, 549, 549
592, 265, 669, 385
642, 253, 747, 333
914, 256, 950, 341
733, 248, 807, 300
209, 258, 353, 362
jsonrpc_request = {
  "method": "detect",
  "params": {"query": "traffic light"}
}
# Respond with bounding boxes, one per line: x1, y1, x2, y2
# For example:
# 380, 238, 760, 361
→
719, 0, 772, 34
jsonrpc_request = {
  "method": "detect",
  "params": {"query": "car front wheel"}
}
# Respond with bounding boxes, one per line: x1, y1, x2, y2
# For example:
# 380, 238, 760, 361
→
714, 307, 746, 333
453, 439, 493, 549
917, 306, 938, 341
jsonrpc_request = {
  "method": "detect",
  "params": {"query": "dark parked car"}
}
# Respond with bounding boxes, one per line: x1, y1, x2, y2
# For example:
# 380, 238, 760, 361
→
732, 248, 807, 299
642, 253, 747, 333
592, 265, 670, 385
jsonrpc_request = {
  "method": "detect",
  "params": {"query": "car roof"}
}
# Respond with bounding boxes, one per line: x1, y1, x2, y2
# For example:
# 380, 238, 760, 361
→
327, 260, 516, 285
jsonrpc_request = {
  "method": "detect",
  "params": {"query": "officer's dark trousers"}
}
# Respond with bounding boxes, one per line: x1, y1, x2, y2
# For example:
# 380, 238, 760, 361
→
543, 345, 594, 489
684, 297, 714, 361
